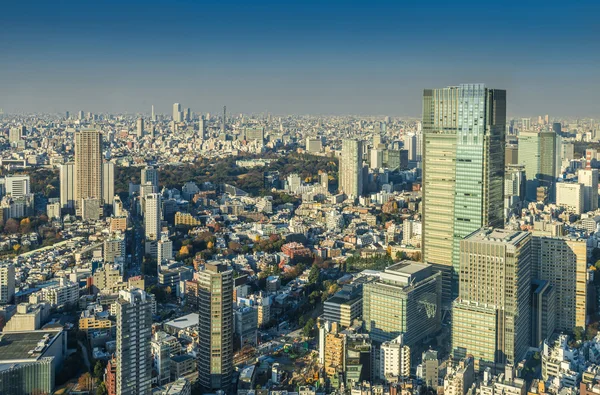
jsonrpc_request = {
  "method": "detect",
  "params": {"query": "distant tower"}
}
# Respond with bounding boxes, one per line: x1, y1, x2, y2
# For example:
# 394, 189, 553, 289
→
222, 106, 226, 134
151, 105, 155, 122
173, 103, 182, 122
75, 129, 103, 215
339, 139, 364, 200
136, 118, 144, 138
199, 117, 206, 139
145, 193, 162, 241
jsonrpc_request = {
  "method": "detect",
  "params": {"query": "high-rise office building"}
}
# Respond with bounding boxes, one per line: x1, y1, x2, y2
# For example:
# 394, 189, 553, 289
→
531, 235, 587, 332
452, 229, 531, 368
145, 193, 162, 241
60, 162, 76, 211
9, 126, 24, 145
151, 105, 155, 122
0, 264, 15, 305
422, 84, 506, 303
518, 130, 556, 201
369, 149, 383, 169
4, 175, 30, 198
102, 162, 115, 206
339, 139, 364, 200
136, 118, 144, 138
556, 182, 583, 215
141, 166, 159, 189
403, 133, 417, 162
173, 103, 182, 122
362, 262, 441, 345
197, 263, 233, 392
75, 129, 103, 215
245, 127, 265, 143
199, 117, 206, 139
578, 169, 599, 212
116, 288, 152, 395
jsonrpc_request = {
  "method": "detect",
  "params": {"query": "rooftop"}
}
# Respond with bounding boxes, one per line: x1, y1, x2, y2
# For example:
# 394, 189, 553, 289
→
164, 313, 199, 329
0, 330, 63, 362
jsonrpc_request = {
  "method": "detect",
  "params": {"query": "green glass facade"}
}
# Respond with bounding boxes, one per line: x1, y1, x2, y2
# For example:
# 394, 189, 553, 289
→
0, 357, 54, 395
422, 84, 506, 303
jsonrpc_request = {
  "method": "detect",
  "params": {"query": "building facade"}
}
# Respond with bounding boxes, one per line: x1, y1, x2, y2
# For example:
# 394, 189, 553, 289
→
422, 84, 506, 303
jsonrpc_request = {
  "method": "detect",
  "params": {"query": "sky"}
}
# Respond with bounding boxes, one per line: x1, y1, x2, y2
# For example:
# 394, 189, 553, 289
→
1, 0, 599, 117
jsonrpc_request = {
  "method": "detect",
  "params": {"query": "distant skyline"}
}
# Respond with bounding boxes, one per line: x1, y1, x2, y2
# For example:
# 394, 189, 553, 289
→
1, 0, 599, 117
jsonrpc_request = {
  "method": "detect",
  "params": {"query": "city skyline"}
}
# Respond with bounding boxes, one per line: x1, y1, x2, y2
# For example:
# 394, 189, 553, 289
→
1, 0, 599, 117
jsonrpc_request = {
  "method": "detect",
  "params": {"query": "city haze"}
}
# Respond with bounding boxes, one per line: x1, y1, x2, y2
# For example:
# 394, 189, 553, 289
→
1, 0, 599, 116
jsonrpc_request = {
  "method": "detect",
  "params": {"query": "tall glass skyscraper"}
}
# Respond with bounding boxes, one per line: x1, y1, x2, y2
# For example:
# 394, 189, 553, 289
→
422, 84, 506, 304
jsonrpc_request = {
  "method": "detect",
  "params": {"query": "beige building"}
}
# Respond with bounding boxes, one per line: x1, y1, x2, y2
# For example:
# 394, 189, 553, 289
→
452, 229, 531, 368
197, 263, 233, 392
556, 182, 584, 215
444, 358, 475, 395
93, 265, 123, 292
531, 235, 587, 331
324, 323, 345, 378
79, 311, 113, 332
339, 139, 363, 200
4, 303, 50, 332
75, 129, 103, 215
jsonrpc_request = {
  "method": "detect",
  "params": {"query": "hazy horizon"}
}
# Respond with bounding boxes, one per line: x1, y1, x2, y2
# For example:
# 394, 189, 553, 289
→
2, 0, 599, 117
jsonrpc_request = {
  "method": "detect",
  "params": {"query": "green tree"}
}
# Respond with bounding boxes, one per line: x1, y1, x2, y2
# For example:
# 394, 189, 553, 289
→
308, 265, 320, 284
303, 318, 315, 338
93, 360, 105, 380
96, 382, 108, 395
573, 326, 585, 342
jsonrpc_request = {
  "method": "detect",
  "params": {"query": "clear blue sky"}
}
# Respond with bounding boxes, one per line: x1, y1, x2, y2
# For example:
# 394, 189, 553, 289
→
1, 0, 598, 117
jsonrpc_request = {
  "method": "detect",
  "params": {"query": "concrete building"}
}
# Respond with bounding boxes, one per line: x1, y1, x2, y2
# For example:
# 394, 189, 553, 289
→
60, 162, 76, 211
137, 118, 144, 138
421, 350, 439, 389
556, 182, 584, 215
151, 331, 173, 386
531, 235, 587, 332
116, 288, 152, 395
531, 279, 557, 347
0, 329, 66, 395
518, 130, 556, 201
380, 334, 410, 381
339, 139, 364, 200
0, 263, 15, 305
197, 263, 233, 392
173, 103, 182, 123
157, 235, 173, 264
30, 278, 78, 309
422, 84, 506, 303
362, 261, 441, 345
444, 358, 475, 395
323, 283, 363, 328
4, 175, 30, 198
75, 129, 103, 215
234, 306, 258, 349
452, 229, 531, 368
141, 166, 159, 189
145, 193, 162, 241
102, 162, 115, 206
4, 303, 50, 332
306, 137, 323, 153
578, 168, 599, 212
104, 233, 126, 264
